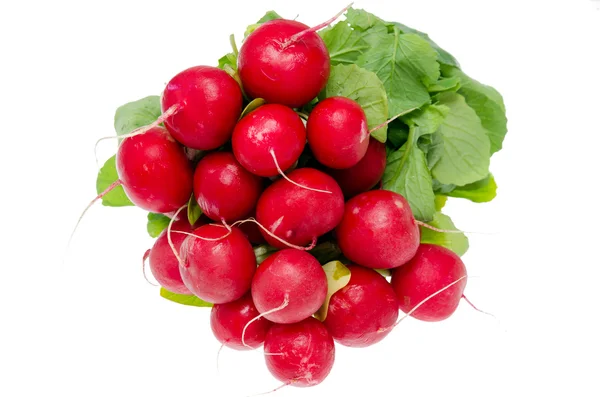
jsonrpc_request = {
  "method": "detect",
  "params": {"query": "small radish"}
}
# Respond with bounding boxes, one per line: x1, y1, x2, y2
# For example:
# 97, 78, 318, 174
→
391, 244, 467, 321
161, 65, 243, 150
180, 225, 256, 304
323, 265, 399, 347
116, 126, 193, 214
251, 249, 327, 324
307, 96, 369, 169
255, 168, 344, 248
193, 152, 263, 223
210, 292, 272, 350
327, 137, 387, 198
336, 190, 420, 269
232, 104, 306, 177
264, 317, 335, 387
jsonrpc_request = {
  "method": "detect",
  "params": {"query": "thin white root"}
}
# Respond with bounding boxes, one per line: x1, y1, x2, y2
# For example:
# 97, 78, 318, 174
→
247, 382, 290, 397
462, 294, 497, 320
242, 295, 290, 349
269, 149, 332, 194
216, 343, 225, 376
167, 205, 187, 266
232, 217, 317, 251
368, 107, 419, 134
170, 228, 233, 242
284, 3, 353, 45
142, 249, 159, 287
415, 220, 466, 234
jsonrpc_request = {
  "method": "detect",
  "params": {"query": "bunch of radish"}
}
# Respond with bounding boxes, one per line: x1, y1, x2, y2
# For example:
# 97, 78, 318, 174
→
85, 5, 506, 392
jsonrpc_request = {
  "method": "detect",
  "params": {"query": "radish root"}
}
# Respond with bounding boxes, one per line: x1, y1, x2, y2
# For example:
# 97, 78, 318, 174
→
241, 295, 290, 349
142, 249, 158, 286
167, 205, 187, 266
414, 220, 466, 234
232, 217, 317, 251
247, 382, 290, 397
368, 107, 419, 134
269, 149, 332, 194
462, 294, 497, 319
284, 3, 353, 46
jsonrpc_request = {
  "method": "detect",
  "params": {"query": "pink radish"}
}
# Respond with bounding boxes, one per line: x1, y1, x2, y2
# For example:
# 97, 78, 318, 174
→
391, 244, 467, 321
307, 96, 369, 169
323, 265, 399, 347
255, 168, 344, 248
161, 65, 243, 150
336, 190, 420, 269
193, 152, 263, 222
232, 104, 306, 177
116, 126, 193, 214
179, 225, 256, 304
264, 317, 335, 387
251, 249, 327, 324
210, 292, 272, 350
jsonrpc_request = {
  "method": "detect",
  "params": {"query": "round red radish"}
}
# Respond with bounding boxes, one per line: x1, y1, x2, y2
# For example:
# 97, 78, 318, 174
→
307, 97, 369, 169
232, 104, 306, 177
238, 19, 330, 108
323, 265, 399, 347
264, 317, 335, 387
180, 225, 256, 304
210, 292, 272, 350
391, 244, 467, 321
327, 138, 387, 198
161, 65, 243, 150
251, 249, 326, 324
193, 152, 263, 222
255, 168, 344, 248
116, 126, 193, 214
336, 190, 420, 269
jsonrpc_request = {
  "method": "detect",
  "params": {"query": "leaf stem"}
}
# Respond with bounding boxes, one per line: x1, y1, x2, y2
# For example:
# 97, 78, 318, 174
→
229, 34, 238, 56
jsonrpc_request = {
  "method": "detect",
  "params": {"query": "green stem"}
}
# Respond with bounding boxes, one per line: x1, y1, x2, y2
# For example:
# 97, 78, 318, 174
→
229, 34, 238, 56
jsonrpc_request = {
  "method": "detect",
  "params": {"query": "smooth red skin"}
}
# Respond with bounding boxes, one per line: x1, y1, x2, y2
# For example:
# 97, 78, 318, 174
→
256, 168, 345, 248
251, 249, 327, 324
232, 104, 306, 177
264, 317, 335, 387
180, 225, 256, 304
323, 266, 399, 347
238, 19, 330, 108
391, 244, 467, 322
336, 190, 420, 269
162, 65, 243, 150
193, 152, 263, 222
116, 126, 193, 214
307, 97, 369, 169
210, 292, 272, 350
327, 138, 387, 198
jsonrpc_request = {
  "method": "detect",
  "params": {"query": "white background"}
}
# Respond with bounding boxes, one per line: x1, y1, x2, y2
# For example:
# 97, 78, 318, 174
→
1, 0, 599, 396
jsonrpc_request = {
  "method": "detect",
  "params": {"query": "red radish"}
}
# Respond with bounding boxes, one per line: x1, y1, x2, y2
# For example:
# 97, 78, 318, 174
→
238, 20, 330, 108
391, 244, 467, 321
323, 265, 399, 347
193, 152, 263, 222
307, 96, 369, 169
255, 168, 344, 248
161, 65, 243, 150
235, 216, 265, 244
336, 190, 420, 269
116, 126, 193, 214
232, 104, 306, 177
210, 293, 272, 350
251, 249, 327, 324
180, 225, 256, 304
327, 138, 387, 198
264, 317, 335, 387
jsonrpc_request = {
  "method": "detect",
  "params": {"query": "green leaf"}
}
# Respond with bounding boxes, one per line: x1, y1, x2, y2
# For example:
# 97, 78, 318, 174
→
160, 288, 213, 308
428, 92, 490, 186
240, 98, 265, 119
147, 213, 171, 238
357, 29, 440, 117
446, 174, 497, 203
443, 66, 507, 154
187, 195, 202, 226
310, 242, 342, 264
114, 96, 161, 137
393, 22, 459, 68
315, 261, 351, 321
386, 120, 409, 149
345, 7, 387, 31
320, 21, 368, 65
403, 103, 449, 138
253, 244, 278, 265
420, 212, 469, 256
217, 52, 237, 71
96, 155, 133, 207
434, 195, 447, 211
244, 11, 282, 38
428, 76, 461, 93
325, 64, 389, 142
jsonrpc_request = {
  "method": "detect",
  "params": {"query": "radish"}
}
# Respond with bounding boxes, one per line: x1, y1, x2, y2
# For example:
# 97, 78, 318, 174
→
336, 190, 420, 269
255, 168, 344, 248
307, 96, 369, 169
323, 265, 399, 347
327, 137, 387, 198
161, 65, 243, 150
179, 225, 256, 304
251, 249, 327, 324
232, 104, 306, 177
193, 152, 263, 222
235, 214, 266, 245
116, 126, 193, 214
264, 317, 335, 387
210, 292, 272, 350
391, 244, 467, 321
